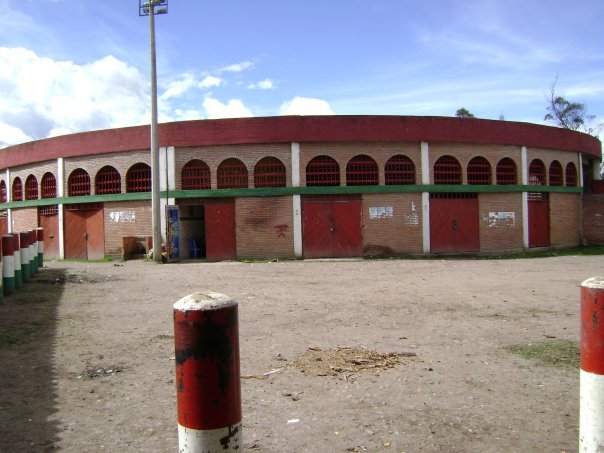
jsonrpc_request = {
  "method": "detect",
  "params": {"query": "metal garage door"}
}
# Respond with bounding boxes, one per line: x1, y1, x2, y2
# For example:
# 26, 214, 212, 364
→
302, 195, 362, 258
38, 206, 60, 259
430, 193, 479, 253
64, 204, 104, 260
204, 199, 236, 261
528, 192, 550, 248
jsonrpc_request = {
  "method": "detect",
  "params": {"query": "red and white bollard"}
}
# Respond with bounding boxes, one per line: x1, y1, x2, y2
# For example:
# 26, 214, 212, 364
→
173, 292, 242, 452
580, 276, 604, 452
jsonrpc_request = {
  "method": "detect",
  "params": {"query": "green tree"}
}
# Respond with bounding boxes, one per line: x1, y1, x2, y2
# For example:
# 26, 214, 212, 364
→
455, 107, 475, 118
544, 77, 598, 135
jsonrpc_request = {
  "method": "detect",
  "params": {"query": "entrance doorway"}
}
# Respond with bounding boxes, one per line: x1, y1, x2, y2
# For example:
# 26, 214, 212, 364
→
64, 203, 104, 260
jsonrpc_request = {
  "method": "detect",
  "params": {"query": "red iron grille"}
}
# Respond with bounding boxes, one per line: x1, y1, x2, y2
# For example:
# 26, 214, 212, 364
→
434, 156, 462, 184
96, 166, 121, 194
68, 169, 91, 196
430, 193, 477, 199
39, 205, 58, 216
0, 181, 6, 203
306, 155, 340, 186
126, 163, 151, 193
41, 172, 57, 198
565, 163, 577, 187
217, 158, 248, 189
384, 155, 415, 185
528, 159, 546, 185
25, 175, 38, 200
254, 157, 286, 188
346, 155, 378, 186
467, 156, 491, 185
496, 158, 517, 185
12, 178, 23, 201
182, 160, 211, 190
549, 161, 562, 186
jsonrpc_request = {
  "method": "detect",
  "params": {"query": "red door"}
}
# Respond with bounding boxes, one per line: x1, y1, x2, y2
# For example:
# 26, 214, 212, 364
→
302, 195, 362, 258
528, 193, 550, 247
430, 194, 479, 253
38, 206, 60, 259
204, 199, 236, 261
64, 204, 104, 259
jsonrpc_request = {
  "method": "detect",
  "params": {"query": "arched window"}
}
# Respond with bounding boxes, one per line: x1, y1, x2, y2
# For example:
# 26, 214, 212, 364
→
528, 159, 546, 185
496, 158, 517, 185
68, 169, 91, 196
306, 155, 340, 186
41, 172, 57, 199
126, 163, 151, 192
0, 181, 6, 203
565, 162, 578, 187
25, 175, 38, 200
433, 155, 462, 184
12, 177, 23, 201
385, 155, 415, 185
182, 159, 211, 190
549, 161, 562, 186
217, 158, 248, 189
467, 156, 491, 185
96, 166, 121, 194
254, 157, 286, 188
346, 155, 378, 186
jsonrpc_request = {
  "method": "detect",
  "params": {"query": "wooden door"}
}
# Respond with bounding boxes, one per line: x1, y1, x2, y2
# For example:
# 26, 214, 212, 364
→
38, 206, 60, 259
64, 204, 104, 259
528, 193, 550, 248
430, 194, 479, 253
204, 199, 236, 261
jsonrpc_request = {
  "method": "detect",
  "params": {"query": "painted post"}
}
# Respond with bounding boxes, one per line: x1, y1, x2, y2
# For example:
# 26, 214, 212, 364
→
28, 230, 37, 276
2, 235, 15, 296
11, 234, 22, 289
173, 292, 242, 452
19, 232, 29, 283
36, 227, 44, 268
580, 277, 604, 452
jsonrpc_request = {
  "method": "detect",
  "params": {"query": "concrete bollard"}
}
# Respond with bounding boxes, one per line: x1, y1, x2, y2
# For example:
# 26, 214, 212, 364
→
11, 234, 22, 289
2, 235, 15, 296
19, 232, 29, 283
173, 292, 242, 452
36, 228, 44, 268
580, 277, 604, 452
28, 230, 37, 276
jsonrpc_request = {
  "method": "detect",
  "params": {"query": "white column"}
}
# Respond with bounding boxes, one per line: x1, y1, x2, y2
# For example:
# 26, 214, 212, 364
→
6, 169, 11, 233
421, 142, 431, 253
521, 147, 529, 249
579, 153, 584, 188
291, 142, 303, 258
57, 158, 65, 259
160, 146, 176, 242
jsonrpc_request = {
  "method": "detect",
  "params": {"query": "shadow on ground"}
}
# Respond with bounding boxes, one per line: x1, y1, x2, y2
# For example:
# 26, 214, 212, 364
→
0, 267, 66, 452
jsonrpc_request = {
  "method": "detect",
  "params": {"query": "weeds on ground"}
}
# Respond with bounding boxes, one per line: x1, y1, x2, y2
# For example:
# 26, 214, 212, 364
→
505, 339, 580, 368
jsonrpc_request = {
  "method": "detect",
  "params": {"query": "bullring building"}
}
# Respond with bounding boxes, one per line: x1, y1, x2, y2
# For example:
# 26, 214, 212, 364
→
0, 115, 602, 261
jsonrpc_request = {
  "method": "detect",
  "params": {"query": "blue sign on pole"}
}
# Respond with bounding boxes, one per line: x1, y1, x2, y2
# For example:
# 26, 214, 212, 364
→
166, 205, 180, 262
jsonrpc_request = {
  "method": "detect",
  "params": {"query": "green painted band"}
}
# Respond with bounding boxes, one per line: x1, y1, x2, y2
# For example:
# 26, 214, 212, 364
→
14, 269, 22, 288
21, 263, 30, 282
38, 253, 43, 268
3, 277, 14, 296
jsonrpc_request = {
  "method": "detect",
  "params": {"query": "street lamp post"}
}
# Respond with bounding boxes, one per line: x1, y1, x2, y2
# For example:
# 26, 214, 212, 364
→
139, 0, 168, 263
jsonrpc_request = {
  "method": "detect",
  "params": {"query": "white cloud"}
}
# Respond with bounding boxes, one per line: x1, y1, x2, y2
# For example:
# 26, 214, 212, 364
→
219, 61, 254, 73
279, 97, 335, 116
203, 97, 253, 119
0, 47, 149, 147
0, 123, 32, 148
199, 75, 223, 89
161, 73, 197, 100
248, 79, 275, 90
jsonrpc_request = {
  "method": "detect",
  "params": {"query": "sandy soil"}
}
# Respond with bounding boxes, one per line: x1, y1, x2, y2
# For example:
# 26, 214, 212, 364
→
0, 255, 601, 452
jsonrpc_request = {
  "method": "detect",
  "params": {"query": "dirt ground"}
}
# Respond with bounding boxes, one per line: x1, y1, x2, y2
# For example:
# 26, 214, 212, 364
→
0, 255, 601, 452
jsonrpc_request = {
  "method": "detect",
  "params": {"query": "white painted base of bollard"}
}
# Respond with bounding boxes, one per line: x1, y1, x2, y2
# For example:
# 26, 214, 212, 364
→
580, 369, 604, 452
178, 422, 242, 452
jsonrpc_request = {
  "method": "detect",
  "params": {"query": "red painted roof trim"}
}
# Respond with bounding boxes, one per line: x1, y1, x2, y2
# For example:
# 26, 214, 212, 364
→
0, 116, 600, 169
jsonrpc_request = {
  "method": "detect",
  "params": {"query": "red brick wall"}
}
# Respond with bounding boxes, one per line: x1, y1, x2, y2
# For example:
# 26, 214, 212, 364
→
582, 194, 604, 245
103, 201, 152, 257
478, 193, 523, 252
235, 196, 294, 259
361, 193, 423, 255
11, 207, 38, 232
549, 193, 581, 247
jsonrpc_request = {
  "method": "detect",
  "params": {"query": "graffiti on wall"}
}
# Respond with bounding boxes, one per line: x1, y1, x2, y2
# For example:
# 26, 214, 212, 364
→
274, 224, 289, 238
404, 202, 420, 226
483, 212, 515, 228
369, 206, 394, 220
109, 211, 136, 223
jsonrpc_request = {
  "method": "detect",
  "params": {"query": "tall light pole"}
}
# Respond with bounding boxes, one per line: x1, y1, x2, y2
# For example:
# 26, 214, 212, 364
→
139, 0, 168, 263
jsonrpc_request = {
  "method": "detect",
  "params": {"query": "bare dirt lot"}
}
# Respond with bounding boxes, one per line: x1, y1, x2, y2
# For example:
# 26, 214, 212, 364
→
0, 255, 601, 452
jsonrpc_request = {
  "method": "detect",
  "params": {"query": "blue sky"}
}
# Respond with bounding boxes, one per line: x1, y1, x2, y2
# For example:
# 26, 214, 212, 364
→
0, 0, 602, 148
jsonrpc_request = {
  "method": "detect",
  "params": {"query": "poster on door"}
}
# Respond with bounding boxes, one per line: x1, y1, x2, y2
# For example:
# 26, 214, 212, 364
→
166, 205, 180, 262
